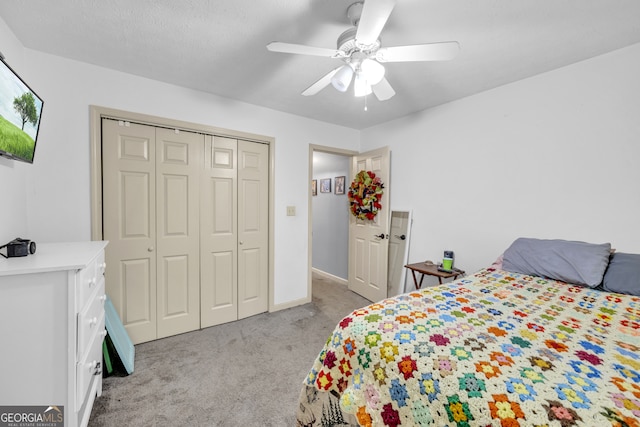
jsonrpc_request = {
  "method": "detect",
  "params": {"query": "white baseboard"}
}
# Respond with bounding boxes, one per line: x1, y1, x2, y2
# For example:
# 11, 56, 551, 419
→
270, 295, 311, 313
311, 268, 348, 286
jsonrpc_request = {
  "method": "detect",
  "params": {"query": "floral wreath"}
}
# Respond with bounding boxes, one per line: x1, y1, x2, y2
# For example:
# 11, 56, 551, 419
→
348, 170, 384, 221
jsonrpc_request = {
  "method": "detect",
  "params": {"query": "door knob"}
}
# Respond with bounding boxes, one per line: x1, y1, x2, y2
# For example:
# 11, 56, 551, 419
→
148, 246, 154, 252
375, 233, 386, 239
394, 234, 406, 240
239, 241, 244, 245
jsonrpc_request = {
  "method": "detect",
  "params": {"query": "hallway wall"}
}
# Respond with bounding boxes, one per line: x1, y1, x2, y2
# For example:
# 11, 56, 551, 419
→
312, 151, 350, 280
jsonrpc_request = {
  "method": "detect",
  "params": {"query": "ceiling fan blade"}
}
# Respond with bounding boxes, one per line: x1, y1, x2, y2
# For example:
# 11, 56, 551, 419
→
302, 67, 342, 96
355, 0, 397, 47
267, 42, 342, 58
372, 77, 395, 101
376, 41, 460, 62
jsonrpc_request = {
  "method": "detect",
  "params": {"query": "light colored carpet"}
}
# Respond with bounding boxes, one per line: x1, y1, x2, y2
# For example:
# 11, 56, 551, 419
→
89, 273, 369, 426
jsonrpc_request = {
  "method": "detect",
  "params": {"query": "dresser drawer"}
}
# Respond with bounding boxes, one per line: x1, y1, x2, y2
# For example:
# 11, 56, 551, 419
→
76, 313, 105, 410
78, 280, 106, 359
77, 251, 106, 311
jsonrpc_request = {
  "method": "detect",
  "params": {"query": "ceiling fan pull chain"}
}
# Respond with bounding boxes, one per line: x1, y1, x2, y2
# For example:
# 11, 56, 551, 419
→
364, 93, 368, 111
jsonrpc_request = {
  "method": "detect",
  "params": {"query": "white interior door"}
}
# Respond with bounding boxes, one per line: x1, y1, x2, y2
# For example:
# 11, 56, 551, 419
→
201, 136, 238, 327
102, 120, 157, 344
348, 146, 391, 302
155, 128, 202, 339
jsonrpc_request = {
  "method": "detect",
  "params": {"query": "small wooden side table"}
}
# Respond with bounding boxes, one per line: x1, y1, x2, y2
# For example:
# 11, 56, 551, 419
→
404, 262, 465, 289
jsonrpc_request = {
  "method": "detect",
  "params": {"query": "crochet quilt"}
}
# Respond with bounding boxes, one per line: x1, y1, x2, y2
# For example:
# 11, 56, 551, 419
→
296, 268, 640, 427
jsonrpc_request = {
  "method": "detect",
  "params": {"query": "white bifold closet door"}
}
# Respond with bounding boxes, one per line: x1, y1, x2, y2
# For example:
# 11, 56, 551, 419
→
200, 136, 269, 328
103, 120, 202, 344
103, 120, 269, 344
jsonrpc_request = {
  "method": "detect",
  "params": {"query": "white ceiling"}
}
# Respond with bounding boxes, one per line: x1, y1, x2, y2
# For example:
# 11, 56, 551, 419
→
1, 0, 639, 129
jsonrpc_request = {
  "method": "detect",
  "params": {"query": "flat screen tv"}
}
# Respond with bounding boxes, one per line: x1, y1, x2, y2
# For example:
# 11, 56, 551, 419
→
0, 57, 44, 163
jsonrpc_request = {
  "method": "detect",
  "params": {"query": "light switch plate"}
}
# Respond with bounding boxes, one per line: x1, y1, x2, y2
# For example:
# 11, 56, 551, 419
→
286, 206, 296, 216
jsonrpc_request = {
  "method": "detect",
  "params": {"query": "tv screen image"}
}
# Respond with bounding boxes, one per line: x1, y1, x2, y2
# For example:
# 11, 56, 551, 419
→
0, 57, 44, 163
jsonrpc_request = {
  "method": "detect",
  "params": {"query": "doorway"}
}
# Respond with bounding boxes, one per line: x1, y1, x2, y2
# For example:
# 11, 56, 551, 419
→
308, 145, 393, 303
311, 151, 351, 281
307, 145, 357, 301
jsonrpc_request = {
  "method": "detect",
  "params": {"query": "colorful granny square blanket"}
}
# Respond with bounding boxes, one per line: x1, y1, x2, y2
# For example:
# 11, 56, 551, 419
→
297, 268, 640, 427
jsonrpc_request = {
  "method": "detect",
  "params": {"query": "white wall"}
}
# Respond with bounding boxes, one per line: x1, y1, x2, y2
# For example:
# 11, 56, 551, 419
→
4, 10, 639, 302
0, 16, 360, 306
0, 16, 28, 244
312, 151, 350, 279
362, 43, 640, 285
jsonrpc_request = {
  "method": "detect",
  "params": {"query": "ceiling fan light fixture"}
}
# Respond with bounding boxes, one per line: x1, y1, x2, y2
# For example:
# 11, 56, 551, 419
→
360, 58, 385, 85
267, 0, 458, 102
331, 64, 354, 92
354, 71, 372, 97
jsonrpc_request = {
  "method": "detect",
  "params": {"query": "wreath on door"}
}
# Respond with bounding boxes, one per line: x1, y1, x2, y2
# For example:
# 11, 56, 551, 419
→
348, 170, 384, 221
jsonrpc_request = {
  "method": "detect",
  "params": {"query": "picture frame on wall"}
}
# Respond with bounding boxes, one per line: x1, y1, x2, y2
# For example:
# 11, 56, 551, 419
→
312, 179, 317, 196
320, 178, 331, 193
334, 176, 345, 195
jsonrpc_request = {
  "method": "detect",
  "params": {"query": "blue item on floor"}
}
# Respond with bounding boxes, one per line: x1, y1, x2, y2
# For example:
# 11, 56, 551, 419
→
104, 295, 135, 374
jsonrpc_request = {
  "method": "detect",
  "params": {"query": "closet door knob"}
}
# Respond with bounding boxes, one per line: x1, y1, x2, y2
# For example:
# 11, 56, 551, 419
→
148, 246, 154, 252
239, 241, 244, 245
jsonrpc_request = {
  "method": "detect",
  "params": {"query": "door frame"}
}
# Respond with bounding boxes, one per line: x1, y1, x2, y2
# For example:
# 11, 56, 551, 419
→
307, 144, 358, 302
388, 209, 413, 296
89, 105, 276, 312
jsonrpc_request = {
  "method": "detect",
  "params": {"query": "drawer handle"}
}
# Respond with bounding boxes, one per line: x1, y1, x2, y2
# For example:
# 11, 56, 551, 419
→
100, 262, 107, 274
88, 360, 102, 376
99, 295, 107, 303
101, 330, 107, 338
88, 278, 96, 287
89, 317, 98, 327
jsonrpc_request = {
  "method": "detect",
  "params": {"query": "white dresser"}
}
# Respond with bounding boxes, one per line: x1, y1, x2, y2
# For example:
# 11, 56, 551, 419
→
0, 241, 108, 427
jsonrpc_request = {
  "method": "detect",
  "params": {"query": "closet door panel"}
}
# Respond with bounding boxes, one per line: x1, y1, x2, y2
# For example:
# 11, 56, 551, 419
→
202, 249, 236, 324
103, 120, 157, 344
121, 258, 153, 327
121, 172, 152, 237
162, 174, 189, 235
161, 255, 189, 315
239, 247, 260, 300
156, 128, 202, 339
237, 140, 269, 319
201, 136, 238, 327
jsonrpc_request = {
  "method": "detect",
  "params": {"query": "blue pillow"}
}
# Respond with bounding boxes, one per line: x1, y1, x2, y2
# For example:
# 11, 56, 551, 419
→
602, 252, 640, 296
502, 238, 611, 287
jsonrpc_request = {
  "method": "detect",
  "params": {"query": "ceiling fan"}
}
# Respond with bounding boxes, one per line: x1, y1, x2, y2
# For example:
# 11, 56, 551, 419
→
266, 0, 459, 101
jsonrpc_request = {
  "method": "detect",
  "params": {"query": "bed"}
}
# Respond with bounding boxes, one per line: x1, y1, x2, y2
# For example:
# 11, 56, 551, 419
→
296, 239, 640, 426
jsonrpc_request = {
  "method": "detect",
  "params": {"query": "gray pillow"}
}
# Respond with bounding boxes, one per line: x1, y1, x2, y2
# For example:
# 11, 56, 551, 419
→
602, 252, 640, 296
502, 238, 611, 287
